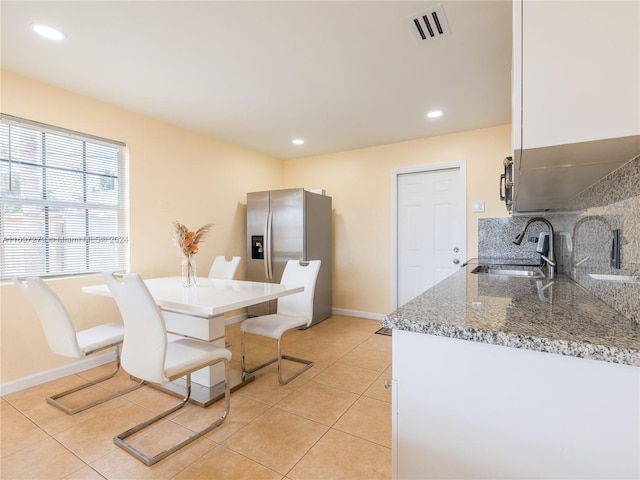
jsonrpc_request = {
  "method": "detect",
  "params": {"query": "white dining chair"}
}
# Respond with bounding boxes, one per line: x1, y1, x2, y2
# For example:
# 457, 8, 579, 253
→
240, 259, 321, 385
103, 271, 232, 466
13, 277, 142, 415
208, 255, 241, 279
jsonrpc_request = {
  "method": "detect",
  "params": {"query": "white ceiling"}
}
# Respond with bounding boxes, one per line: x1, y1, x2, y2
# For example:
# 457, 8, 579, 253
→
1, 1, 512, 159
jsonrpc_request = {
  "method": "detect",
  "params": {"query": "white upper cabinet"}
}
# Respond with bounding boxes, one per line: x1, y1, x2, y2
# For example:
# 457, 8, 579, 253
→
512, 0, 640, 212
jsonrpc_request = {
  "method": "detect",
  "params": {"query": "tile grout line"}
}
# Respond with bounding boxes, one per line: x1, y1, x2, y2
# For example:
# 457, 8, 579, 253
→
1, 318, 391, 479
220, 328, 385, 478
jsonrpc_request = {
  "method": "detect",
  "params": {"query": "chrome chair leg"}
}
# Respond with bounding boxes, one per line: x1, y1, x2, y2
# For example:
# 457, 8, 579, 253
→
277, 335, 314, 385
241, 330, 277, 375
241, 329, 313, 385
47, 344, 143, 415
240, 332, 278, 376
113, 359, 230, 467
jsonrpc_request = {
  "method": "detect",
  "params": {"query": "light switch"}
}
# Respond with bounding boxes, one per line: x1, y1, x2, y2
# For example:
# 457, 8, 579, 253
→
472, 201, 485, 213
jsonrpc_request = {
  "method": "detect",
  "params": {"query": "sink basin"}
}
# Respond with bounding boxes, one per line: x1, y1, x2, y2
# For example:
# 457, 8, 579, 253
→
471, 265, 545, 278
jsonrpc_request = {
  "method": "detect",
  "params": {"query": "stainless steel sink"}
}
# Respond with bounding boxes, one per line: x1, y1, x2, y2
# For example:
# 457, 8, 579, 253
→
471, 265, 545, 278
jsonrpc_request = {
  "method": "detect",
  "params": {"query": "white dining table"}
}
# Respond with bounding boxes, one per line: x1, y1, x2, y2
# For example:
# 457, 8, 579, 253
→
83, 276, 303, 406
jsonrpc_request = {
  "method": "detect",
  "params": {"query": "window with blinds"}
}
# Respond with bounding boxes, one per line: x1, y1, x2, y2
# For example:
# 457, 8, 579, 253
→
0, 114, 129, 279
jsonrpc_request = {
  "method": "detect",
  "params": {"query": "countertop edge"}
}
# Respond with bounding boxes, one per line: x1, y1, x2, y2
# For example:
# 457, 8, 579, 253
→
380, 318, 640, 367
382, 261, 640, 368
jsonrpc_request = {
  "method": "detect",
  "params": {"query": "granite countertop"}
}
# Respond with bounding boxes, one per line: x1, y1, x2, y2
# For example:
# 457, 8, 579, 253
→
382, 259, 640, 367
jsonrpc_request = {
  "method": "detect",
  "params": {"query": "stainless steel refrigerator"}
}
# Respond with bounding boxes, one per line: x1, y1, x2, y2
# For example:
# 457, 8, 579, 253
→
246, 188, 332, 325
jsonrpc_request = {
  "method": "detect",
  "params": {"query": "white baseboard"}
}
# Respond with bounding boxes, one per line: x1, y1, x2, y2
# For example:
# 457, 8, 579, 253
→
226, 308, 385, 323
0, 311, 379, 396
227, 310, 386, 323
331, 308, 386, 321
2, 313, 249, 396
0, 351, 115, 396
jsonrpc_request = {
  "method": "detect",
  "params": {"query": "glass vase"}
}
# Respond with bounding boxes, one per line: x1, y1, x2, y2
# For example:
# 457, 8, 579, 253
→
181, 255, 197, 287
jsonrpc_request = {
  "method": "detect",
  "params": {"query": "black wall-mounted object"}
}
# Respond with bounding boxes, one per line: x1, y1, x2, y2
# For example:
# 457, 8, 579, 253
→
500, 156, 514, 212
611, 229, 622, 269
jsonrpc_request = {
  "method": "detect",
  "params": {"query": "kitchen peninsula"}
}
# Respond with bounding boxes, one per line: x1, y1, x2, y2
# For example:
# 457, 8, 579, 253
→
383, 260, 640, 479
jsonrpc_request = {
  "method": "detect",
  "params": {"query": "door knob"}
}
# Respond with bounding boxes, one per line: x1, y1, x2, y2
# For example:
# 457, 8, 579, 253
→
453, 259, 460, 264
384, 379, 393, 389
453, 247, 460, 253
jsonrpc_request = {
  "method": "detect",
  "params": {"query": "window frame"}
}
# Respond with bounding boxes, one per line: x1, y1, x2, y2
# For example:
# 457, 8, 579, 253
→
0, 114, 129, 279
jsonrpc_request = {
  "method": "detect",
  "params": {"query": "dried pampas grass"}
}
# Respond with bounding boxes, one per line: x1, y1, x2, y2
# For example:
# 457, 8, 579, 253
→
172, 221, 214, 257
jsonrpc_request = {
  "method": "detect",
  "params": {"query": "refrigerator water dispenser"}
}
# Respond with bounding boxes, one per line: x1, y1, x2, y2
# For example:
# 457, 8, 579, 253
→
251, 235, 264, 260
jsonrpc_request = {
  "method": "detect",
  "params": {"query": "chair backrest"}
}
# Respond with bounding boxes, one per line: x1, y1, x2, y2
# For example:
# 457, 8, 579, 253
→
102, 272, 168, 384
208, 255, 241, 279
14, 277, 84, 358
277, 260, 321, 326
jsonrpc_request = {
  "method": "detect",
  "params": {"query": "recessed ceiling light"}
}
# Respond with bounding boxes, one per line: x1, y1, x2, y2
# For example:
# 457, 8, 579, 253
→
31, 23, 65, 41
292, 138, 305, 145
427, 110, 443, 118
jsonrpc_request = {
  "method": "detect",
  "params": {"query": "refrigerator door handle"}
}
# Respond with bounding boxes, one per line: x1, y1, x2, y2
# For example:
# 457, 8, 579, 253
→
265, 211, 273, 280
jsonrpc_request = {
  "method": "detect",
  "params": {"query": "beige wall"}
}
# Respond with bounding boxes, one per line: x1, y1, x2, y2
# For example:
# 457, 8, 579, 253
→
0, 70, 510, 385
284, 125, 511, 314
0, 70, 283, 383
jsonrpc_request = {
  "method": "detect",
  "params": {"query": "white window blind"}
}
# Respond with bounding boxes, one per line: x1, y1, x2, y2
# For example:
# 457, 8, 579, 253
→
0, 114, 129, 279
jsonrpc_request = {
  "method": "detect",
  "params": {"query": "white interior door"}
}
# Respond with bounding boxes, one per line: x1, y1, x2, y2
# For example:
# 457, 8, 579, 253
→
396, 165, 466, 307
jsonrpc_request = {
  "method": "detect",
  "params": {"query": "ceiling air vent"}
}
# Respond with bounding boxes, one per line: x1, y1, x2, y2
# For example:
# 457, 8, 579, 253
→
407, 4, 451, 44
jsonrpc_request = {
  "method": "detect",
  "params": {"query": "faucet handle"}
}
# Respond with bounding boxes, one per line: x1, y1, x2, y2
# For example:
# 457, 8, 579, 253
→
539, 254, 556, 267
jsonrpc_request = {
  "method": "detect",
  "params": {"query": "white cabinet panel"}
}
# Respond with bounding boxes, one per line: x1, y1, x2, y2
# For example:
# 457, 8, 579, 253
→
511, 0, 640, 212
393, 330, 640, 479
515, 0, 639, 149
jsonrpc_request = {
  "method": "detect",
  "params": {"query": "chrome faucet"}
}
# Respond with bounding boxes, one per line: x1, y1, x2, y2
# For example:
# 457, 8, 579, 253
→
513, 217, 556, 279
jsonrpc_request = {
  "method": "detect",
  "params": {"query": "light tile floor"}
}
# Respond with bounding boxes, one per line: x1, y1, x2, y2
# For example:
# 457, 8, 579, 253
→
1, 315, 392, 480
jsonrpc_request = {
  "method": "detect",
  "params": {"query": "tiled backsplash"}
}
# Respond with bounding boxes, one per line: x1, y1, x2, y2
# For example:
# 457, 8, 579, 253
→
479, 155, 640, 324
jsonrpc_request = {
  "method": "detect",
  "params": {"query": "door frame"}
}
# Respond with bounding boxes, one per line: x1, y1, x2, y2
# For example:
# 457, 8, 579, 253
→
390, 161, 467, 310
